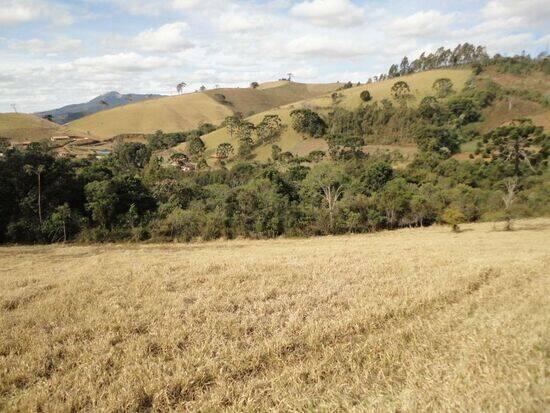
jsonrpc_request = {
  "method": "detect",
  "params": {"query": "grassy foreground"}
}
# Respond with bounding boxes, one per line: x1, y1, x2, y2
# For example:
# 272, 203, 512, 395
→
1, 219, 549, 411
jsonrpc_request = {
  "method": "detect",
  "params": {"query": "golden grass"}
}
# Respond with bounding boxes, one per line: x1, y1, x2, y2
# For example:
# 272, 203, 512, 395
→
68, 82, 339, 140
1, 219, 549, 411
0, 114, 64, 142
68, 93, 234, 140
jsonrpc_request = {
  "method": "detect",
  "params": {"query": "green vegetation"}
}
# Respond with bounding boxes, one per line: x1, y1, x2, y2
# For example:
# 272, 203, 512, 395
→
0, 45, 548, 244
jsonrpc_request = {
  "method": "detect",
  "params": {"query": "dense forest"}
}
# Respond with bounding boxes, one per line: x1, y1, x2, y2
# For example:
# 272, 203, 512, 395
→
0, 48, 548, 244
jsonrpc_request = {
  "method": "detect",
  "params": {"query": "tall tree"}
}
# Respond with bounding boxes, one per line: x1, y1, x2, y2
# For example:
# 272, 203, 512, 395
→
479, 119, 549, 176
24, 164, 46, 224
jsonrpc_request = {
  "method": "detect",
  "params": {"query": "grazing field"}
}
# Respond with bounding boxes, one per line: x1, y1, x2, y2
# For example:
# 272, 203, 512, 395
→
67, 81, 339, 139
1, 219, 549, 411
0, 113, 81, 142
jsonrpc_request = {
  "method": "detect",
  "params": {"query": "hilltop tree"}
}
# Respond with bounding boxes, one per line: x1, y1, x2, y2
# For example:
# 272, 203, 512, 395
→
24, 164, 46, 224
199, 85, 207, 92
250, 82, 259, 89
176, 82, 187, 94
432, 78, 454, 98
478, 119, 549, 176
399, 56, 410, 76
388, 64, 399, 78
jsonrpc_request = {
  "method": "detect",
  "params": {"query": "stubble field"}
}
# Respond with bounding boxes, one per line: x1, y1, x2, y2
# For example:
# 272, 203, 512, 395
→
1, 219, 549, 411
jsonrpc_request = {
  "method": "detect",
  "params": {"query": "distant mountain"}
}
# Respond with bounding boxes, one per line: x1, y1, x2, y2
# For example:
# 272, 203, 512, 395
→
36, 92, 164, 124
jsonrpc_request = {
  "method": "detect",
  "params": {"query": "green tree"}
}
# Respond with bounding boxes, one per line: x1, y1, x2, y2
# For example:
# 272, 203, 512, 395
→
188, 136, 206, 157
479, 119, 548, 176
290, 109, 326, 138
250, 82, 259, 89
413, 125, 460, 156
216, 142, 234, 160
361, 161, 393, 193
256, 115, 283, 143
442, 207, 465, 232
85, 180, 117, 229
113, 142, 151, 170
377, 178, 413, 227
360, 90, 372, 102
223, 115, 242, 139
236, 121, 255, 158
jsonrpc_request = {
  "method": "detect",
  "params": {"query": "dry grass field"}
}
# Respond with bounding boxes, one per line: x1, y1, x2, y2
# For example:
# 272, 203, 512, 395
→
1, 219, 549, 412
67, 82, 339, 140
0, 114, 73, 142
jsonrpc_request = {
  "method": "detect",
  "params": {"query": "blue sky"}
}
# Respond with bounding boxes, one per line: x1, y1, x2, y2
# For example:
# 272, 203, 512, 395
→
1, 0, 548, 112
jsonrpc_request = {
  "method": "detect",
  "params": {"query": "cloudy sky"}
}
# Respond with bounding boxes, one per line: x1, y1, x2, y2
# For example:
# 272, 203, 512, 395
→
1, 0, 549, 113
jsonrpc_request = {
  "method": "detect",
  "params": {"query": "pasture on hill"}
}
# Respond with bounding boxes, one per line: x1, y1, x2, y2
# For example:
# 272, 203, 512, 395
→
0, 114, 77, 143
197, 69, 473, 162
67, 81, 340, 140
1, 219, 549, 411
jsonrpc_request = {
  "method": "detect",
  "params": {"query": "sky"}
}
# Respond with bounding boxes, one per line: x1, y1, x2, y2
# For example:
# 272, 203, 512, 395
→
0, 0, 549, 113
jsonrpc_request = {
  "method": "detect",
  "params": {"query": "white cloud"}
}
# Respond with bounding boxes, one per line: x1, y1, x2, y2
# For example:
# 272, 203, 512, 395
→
287, 34, 372, 57
290, 0, 364, 27
69, 52, 170, 73
134, 22, 193, 52
8, 37, 82, 54
387, 10, 455, 38
482, 0, 550, 27
216, 9, 273, 32
0, 0, 73, 25
0, 0, 39, 25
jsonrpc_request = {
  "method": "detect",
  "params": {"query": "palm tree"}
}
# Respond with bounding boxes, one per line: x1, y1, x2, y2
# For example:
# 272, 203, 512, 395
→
24, 164, 46, 224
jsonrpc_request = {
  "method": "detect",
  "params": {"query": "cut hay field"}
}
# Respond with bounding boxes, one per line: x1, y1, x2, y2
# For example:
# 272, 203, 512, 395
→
1, 219, 549, 411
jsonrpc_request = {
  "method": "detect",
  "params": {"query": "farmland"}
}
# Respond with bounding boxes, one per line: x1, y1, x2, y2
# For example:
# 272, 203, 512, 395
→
1, 219, 549, 411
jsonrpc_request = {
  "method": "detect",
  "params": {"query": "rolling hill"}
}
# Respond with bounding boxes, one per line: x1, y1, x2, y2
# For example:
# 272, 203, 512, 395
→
67, 81, 340, 140
0, 113, 93, 143
188, 67, 549, 163
191, 69, 472, 161
36, 91, 164, 124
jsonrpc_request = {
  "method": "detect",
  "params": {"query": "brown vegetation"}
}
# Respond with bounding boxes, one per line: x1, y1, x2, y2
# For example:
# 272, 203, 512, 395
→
1, 219, 549, 411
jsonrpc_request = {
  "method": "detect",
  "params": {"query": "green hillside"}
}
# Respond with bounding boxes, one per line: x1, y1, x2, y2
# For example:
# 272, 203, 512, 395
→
185, 67, 548, 164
